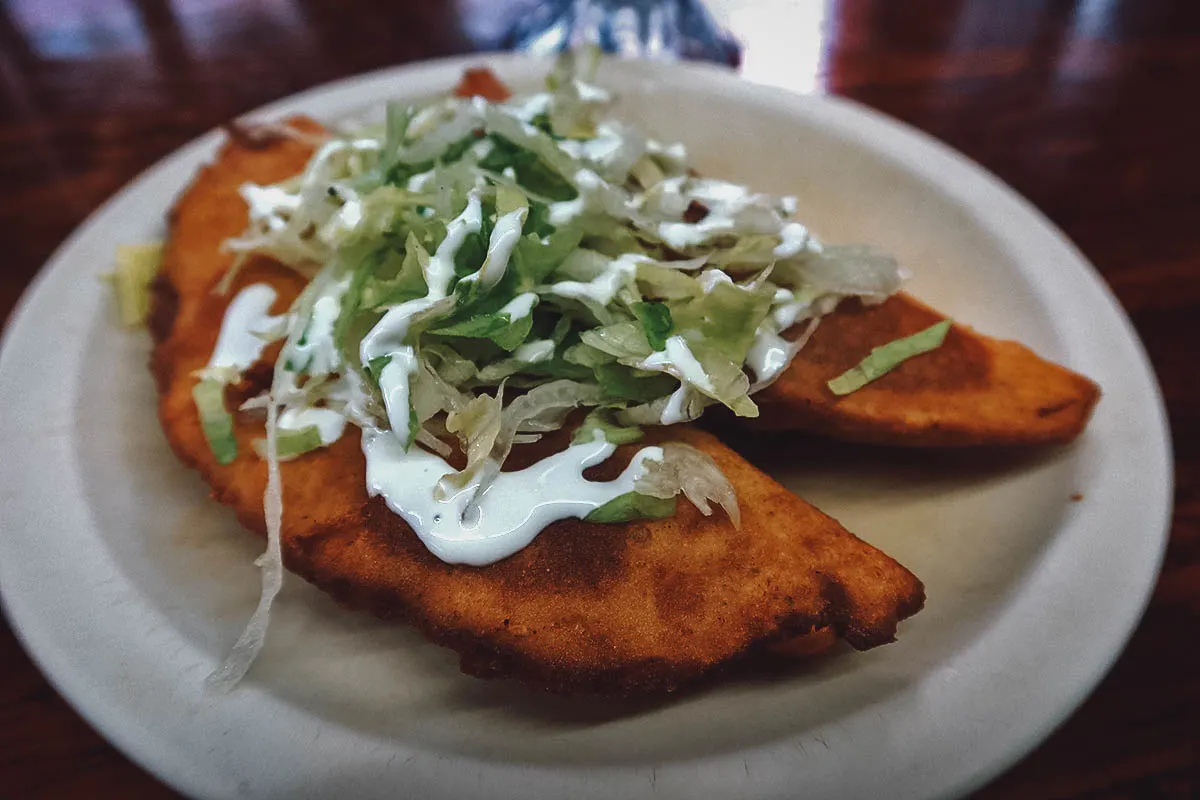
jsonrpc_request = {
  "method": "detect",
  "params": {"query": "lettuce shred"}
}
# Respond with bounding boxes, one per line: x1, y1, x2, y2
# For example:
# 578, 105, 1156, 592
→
206, 396, 285, 693
108, 242, 164, 328
216, 50, 904, 466
635, 443, 741, 528
191, 378, 237, 465
585, 491, 677, 523
827, 320, 952, 396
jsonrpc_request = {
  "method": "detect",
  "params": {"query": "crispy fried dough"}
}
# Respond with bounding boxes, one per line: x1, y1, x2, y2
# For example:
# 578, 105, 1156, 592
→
754, 294, 1100, 446
150, 117, 924, 694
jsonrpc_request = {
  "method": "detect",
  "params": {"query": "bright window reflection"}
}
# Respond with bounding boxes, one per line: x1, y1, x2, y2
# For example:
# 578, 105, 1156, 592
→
708, 0, 831, 94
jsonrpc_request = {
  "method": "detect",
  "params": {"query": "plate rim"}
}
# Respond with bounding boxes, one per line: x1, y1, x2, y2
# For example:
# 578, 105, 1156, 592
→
0, 52, 1173, 800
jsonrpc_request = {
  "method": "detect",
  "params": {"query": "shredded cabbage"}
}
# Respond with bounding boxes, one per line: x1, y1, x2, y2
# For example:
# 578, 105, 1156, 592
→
439, 388, 504, 498
584, 491, 677, 523
205, 276, 322, 690
107, 242, 163, 328
209, 47, 909, 497
572, 408, 643, 444
635, 443, 741, 529
827, 319, 952, 396
252, 424, 323, 461
191, 378, 237, 465
205, 396, 285, 693
196, 50, 914, 686
617, 386, 709, 426
782, 245, 906, 305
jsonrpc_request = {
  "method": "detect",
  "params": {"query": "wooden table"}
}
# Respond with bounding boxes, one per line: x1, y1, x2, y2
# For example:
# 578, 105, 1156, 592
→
1, 1, 1195, 796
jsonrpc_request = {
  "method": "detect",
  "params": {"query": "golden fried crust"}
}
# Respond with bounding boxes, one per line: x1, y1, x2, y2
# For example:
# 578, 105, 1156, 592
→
754, 294, 1101, 446
151, 117, 924, 695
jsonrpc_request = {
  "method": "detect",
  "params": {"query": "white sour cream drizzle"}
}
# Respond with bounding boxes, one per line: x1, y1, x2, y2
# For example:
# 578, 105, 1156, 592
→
547, 252, 643, 305
548, 168, 631, 226
510, 92, 551, 121
207, 284, 286, 372
363, 430, 662, 565
406, 170, 435, 192
477, 207, 527, 288
513, 339, 555, 364
744, 287, 828, 386
241, 186, 300, 232
320, 189, 365, 245
775, 222, 811, 258
746, 330, 792, 385
660, 384, 699, 425
278, 407, 346, 445
697, 268, 734, 293
557, 126, 624, 166
500, 291, 538, 320
361, 192, 483, 446
286, 277, 348, 375
638, 176, 809, 254
639, 335, 716, 393
210, 272, 670, 571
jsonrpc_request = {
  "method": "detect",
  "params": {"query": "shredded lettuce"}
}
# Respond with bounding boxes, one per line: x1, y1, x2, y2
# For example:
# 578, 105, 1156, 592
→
430, 309, 533, 352
635, 443, 741, 528
584, 492, 677, 523
629, 154, 665, 190
478, 131, 578, 202
192, 378, 238, 465
253, 425, 324, 461
827, 319, 952, 396
579, 320, 653, 361
361, 233, 430, 309
572, 408, 644, 445
633, 301, 673, 351
456, 379, 604, 518
785, 245, 905, 304
190, 49, 918, 689
209, 49, 910, 506
595, 363, 678, 402
107, 242, 163, 328
617, 387, 708, 426
512, 227, 583, 286
206, 393, 285, 693
439, 390, 504, 497
669, 278, 773, 366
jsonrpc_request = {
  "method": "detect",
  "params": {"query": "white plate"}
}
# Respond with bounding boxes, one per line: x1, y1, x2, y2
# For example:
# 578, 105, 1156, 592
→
0, 54, 1172, 800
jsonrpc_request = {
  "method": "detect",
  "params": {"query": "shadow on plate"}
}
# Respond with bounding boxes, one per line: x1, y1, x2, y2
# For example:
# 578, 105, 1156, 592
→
705, 418, 1072, 499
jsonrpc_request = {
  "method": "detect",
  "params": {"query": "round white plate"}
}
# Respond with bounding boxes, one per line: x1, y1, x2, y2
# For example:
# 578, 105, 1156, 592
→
0, 54, 1172, 800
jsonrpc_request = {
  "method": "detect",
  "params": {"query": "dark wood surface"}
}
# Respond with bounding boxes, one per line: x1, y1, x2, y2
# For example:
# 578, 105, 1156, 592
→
1, 1, 1196, 797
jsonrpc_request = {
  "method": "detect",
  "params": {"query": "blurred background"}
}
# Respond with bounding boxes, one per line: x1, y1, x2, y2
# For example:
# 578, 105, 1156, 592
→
0, 1, 1196, 798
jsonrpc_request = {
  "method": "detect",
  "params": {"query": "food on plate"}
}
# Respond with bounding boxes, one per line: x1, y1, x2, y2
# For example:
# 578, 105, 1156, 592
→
149, 105, 923, 693
754, 293, 1100, 445
132, 53, 1093, 695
